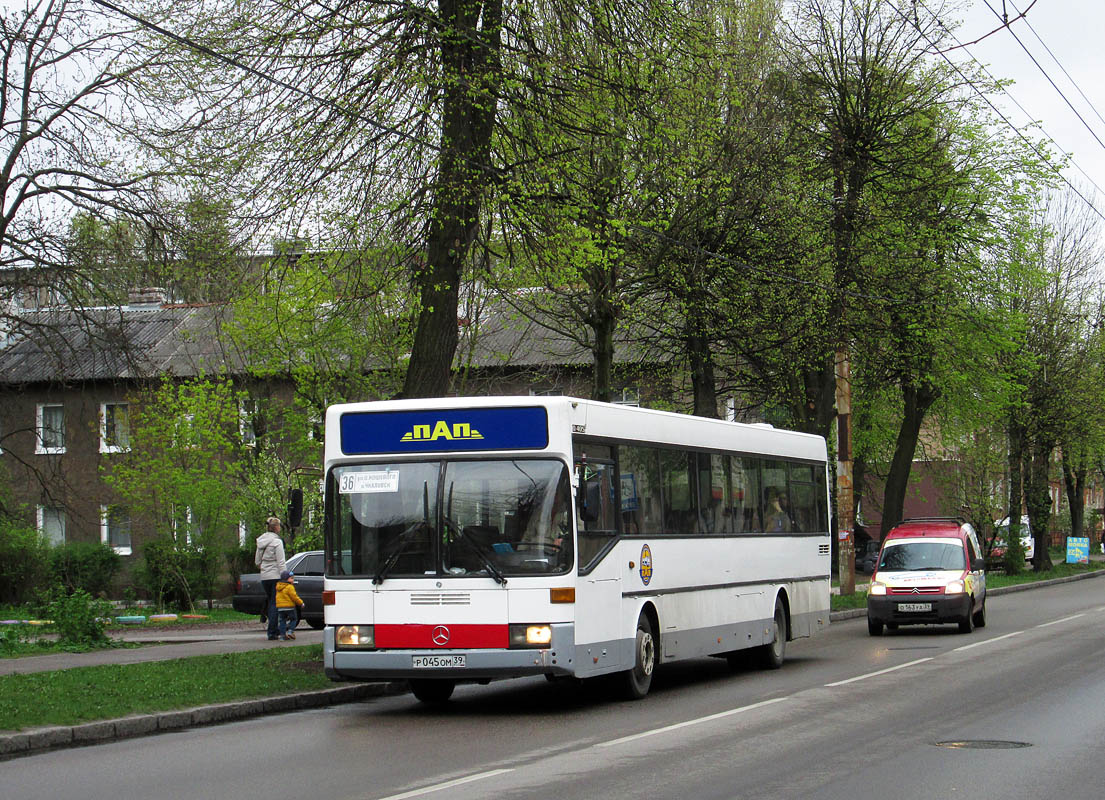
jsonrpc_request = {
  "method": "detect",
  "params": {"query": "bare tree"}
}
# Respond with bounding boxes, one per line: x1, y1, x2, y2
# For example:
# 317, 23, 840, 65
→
0, 1, 172, 310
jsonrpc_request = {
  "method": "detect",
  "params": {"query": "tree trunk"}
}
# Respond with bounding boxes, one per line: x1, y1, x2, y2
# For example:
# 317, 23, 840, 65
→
1007, 417, 1025, 553
687, 327, 718, 419
402, 0, 501, 399
1061, 447, 1086, 541
590, 310, 615, 403
1025, 438, 1054, 571
880, 381, 940, 537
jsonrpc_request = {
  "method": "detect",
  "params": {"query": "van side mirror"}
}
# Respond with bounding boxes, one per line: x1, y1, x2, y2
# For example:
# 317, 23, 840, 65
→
287, 488, 303, 529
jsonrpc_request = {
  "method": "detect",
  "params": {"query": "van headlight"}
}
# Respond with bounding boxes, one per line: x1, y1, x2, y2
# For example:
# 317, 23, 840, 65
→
335, 625, 374, 649
944, 579, 965, 595
509, 624, 552, 648
868, 581, 887, 596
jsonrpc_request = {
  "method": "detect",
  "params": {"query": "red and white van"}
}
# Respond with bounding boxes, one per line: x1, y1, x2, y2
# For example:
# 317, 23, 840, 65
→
866, 517, 987, 636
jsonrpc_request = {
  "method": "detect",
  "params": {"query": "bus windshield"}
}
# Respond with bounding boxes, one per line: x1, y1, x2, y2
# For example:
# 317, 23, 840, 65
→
328, 459, 573, 579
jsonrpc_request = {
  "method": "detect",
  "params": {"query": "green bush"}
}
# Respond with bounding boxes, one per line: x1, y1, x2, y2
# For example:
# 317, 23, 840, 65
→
0, 521, 51, 605
50, 541, 122, 596
138, 539, 222, 611
45, 588, 112, 647
226, 544, 256, 593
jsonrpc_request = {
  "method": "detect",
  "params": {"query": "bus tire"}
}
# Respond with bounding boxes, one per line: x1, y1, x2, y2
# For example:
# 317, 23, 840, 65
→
410, 679, 456, 704
757, 598, 787, 669
621, 612, 656, 700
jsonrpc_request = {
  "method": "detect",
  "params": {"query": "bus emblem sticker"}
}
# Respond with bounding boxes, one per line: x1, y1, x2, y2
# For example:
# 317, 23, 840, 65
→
431, 626, 451, 646
639, 544, 653, 585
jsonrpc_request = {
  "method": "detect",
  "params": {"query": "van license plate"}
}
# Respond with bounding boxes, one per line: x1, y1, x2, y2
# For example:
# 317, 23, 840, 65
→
412, 655, 465, 668
898, 603, 932, 612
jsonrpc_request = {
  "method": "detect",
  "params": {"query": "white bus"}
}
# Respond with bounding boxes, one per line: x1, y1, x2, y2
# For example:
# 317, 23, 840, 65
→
321, 396, 831, 702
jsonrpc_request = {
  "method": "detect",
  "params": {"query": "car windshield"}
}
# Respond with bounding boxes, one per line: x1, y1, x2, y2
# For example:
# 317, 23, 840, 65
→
327, 459, 573, 579
879, 541, 966, 572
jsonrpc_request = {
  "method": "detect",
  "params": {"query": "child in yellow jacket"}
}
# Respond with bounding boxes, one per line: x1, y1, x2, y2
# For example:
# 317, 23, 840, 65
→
274, 570, 305, 640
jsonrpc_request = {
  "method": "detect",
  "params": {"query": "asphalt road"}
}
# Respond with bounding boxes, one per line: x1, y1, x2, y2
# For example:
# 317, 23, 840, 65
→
2, 577, 1103, 800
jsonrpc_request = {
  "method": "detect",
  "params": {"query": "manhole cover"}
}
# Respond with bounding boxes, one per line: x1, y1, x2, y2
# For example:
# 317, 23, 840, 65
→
934, 740, 1033, 750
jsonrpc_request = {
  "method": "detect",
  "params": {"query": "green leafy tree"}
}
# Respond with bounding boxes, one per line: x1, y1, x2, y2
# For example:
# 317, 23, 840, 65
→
102, 377, 250, 606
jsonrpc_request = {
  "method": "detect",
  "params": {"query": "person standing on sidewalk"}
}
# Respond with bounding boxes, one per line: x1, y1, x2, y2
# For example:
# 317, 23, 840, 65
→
255, 517, 287, 641
275, 570, 305, 640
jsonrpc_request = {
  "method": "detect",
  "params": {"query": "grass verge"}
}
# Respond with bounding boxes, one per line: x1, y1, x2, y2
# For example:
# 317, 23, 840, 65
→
0, 645, 331, 732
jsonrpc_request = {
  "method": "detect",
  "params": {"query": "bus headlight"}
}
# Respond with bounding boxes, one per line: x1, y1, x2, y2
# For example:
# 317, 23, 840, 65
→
509, 624, 552, 648
335, 625, 374, 649
868, 581, 887, 596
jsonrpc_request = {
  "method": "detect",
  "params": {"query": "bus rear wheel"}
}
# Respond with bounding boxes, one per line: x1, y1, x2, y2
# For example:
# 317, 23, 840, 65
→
757, 598, 787, 669
621, 613, 656, 700
410, 679, 456, 704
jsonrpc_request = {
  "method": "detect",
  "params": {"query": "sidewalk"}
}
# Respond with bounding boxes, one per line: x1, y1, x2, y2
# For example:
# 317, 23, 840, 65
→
0, 620, 323, 677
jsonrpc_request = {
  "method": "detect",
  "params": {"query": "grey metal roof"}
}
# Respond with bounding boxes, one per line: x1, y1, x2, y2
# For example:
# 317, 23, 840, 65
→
0, 304, 241, 384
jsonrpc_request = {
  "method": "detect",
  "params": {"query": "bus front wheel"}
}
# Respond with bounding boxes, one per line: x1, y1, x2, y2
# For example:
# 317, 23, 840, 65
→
757, 598, 787, 669
621, 612, 656, 700
410, 679, 456, 704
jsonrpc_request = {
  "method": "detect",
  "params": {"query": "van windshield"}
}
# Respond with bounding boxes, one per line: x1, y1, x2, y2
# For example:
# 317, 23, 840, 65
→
879, 541, 966, 572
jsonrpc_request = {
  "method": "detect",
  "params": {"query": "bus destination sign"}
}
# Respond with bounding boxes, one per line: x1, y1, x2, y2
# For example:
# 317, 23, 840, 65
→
340, 407, 550, 455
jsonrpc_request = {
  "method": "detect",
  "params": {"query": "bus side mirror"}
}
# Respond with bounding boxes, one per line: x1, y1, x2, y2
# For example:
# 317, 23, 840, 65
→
578, 479, 601, 523
287, 488, 304, 529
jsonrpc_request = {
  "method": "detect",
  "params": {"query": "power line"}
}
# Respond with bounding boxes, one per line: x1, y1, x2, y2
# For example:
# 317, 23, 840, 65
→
1006, 0, 1105, 132
903, 1, 1105, 223
979, 0, 1105, 160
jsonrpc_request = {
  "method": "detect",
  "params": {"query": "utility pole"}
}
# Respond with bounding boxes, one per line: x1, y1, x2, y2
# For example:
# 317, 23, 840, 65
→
836, 350, 856, 595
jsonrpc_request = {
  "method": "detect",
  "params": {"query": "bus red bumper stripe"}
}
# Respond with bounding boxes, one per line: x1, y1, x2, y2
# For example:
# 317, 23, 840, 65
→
375, 624, 508, 649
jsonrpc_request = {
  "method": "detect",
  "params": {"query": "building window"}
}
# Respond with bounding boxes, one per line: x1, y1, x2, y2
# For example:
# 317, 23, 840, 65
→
100, 505, 133, 555
36, 404, 65, 453
100, 402, 130, 453
37, 506, 65, 545
613, 387, 640, 407
240, 401, 258, 447
172, 505, 196, 546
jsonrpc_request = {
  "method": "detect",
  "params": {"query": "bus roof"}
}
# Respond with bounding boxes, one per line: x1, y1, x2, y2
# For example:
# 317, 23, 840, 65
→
324, 396, 827, 464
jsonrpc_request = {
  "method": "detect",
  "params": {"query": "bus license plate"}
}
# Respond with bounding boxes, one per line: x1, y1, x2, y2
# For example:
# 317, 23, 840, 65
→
898, 602, 932, 612
412, 655, 465, 668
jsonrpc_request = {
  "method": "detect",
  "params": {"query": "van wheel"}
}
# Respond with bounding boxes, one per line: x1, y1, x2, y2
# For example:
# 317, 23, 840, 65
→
958, 606, 975, 634
621, 613, 656, 700
410, 679, 456, 704
868, 616, 884, 636
757, 598, 787, 668
972, 598, 987, 628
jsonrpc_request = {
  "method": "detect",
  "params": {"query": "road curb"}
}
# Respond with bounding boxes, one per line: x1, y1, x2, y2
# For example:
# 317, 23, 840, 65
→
0, 681, 408, 761
828, 566, 1105, 623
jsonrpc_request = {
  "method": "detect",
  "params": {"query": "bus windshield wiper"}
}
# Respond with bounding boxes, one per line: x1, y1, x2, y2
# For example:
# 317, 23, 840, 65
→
442, 514, 508, 586
373, 482, 432, 585
372, 520, 430, 585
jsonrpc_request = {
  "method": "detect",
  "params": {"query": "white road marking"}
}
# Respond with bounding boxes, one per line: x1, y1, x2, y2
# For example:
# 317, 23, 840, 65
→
825, 657, 933, 687
1036, 613, 1085, 628
596, 697, 788, 747
953, 631, 1023, 651
375, 769, 514, 800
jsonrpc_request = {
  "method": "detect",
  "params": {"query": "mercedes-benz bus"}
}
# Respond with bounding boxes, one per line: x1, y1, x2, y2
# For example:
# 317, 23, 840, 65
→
321, 396, 831, 702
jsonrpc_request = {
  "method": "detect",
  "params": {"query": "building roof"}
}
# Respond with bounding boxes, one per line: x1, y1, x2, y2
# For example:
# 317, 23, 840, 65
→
0, 303, 241, 384
0, 294, 651, 386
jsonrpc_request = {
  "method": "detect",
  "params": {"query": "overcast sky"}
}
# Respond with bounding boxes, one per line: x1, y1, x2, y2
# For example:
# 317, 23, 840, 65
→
952, 0, 1105, 216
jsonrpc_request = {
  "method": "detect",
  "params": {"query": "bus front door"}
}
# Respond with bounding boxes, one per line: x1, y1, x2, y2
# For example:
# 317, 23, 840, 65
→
574, 572, 623, 677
